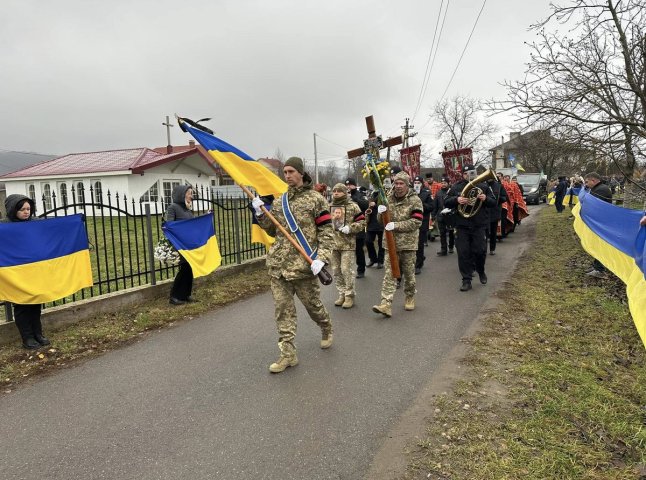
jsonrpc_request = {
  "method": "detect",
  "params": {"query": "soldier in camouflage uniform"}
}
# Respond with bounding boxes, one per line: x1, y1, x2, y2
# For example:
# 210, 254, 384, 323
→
372, 171, 424, 318
329, 183, 366, 309
253, 157, 334, 373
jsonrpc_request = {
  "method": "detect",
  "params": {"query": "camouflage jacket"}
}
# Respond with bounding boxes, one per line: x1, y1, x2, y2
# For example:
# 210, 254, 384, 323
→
379, 188, 423, 251
329, 196, 366, 251
258, 181, 333, 280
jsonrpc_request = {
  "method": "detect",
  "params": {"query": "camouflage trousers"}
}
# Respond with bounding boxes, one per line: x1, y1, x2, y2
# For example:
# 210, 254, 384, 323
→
270, 274, 333, 359
380, 250, 417, 304
331, 249, 356, 298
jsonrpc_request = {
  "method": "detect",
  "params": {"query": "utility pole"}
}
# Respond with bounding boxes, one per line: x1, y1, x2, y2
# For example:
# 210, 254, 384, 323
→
313, 133, 319, 184
401, 117, 417, 149
162, 115, 174, 154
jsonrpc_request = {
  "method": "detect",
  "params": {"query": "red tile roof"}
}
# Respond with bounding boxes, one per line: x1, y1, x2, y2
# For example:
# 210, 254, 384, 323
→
0, 146, 218, 178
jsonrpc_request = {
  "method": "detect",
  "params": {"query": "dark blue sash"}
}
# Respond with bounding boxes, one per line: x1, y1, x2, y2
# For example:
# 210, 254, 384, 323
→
281, 193, 318, 260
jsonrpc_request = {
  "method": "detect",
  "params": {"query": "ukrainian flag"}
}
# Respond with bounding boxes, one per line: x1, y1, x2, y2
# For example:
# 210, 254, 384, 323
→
0, 214, 93, 304
564, 186, 581, 206
178, 118, 287, 250
572, 191, 646, 348
162, 212, 221, 277
179, 120, 287, 198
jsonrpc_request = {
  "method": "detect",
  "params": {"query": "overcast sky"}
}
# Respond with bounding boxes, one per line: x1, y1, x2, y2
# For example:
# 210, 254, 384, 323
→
1, 0, 553, 166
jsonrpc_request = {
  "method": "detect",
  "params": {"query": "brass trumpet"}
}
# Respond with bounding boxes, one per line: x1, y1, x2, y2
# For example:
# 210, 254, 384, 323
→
457, 168, 497, 218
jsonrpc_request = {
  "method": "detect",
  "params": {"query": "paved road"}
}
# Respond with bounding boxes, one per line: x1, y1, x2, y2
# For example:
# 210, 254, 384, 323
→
0, 205, 540, 480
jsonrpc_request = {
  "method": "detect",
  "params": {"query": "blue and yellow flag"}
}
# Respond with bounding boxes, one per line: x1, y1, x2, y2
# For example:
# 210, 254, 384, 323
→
179, 119, 287, 250
572, 191, 646, 348
180, 120, 287, 198
0, 214, 93, 304
162, 212, 221, 277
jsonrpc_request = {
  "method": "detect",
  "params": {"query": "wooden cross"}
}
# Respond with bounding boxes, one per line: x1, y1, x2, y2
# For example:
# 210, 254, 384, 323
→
347, 115, 403, 160
347, 115, 403, 279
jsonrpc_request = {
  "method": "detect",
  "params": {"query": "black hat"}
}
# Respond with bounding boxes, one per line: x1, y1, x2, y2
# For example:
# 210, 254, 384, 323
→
463, 164, 476, 172
425, 172, 433, 178
345, 178, 357, 186
390, 166, 402, 174
413, 176, 423, 182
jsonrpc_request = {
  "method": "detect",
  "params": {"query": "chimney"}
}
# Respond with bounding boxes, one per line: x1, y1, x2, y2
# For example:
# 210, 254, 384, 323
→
189, 140, 196, 148
166, 145, 173, 154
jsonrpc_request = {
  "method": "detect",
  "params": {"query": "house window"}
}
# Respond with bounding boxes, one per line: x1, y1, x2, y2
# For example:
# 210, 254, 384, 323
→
93, 180, 103, 203
42, 183, 53, 210
76, 182, 86, 203
59, 182, 68, 206
26, 184, 36, 201
140, 181, 160, 202
220, 174, 235, 186
162, 180, 181, 206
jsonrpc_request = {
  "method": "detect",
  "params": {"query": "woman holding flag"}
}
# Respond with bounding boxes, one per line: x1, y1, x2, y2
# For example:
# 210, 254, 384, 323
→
3, 194, 50, 349
165, 185, 196, 305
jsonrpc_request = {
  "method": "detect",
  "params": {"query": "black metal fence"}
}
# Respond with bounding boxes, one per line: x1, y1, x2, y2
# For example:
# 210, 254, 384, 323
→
1, 183, 265, 322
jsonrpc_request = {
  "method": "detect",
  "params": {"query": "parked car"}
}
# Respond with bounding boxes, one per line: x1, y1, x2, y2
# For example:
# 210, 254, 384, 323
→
517, 173, 547, 204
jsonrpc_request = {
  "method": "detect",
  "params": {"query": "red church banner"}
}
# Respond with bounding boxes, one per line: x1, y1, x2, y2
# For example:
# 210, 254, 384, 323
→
399, 145, 421, 179
441, 147, 473, 183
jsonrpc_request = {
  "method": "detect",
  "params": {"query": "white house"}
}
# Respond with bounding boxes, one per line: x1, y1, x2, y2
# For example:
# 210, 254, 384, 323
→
0, 142, 238, 216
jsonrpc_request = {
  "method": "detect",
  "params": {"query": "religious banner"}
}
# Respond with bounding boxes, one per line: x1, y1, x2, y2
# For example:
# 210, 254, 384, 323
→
399, 144, 421, 179
441, 147, 473, 184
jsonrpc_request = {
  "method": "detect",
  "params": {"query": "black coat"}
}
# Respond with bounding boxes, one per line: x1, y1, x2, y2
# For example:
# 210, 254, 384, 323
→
417, 187, 433, 229
444, 180, 497, 228
590, 182, 613, 203
487, 181, 508, 221
165, 185, 194, 221
555, 179, 568, 198
431, 187, 450, 220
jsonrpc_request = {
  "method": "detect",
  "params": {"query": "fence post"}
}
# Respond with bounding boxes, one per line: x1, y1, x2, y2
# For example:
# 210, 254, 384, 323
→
233, 198, 242, 265
3, 302, 13, 323
144, 204, 157, 286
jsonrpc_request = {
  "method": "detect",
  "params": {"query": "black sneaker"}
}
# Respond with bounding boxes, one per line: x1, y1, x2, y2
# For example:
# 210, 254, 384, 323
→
376, 263, 384, 269
460, 281, 472, 292
23, 338, 40, 349
356, 272, 365, 279
479, 272, 488, 284
169, 297, 186, 305
437, 250, 447, 256
396, 279, 402, 289
415, 267, 422, 275
367, 261, 376, 268
448, 248, 454, 254
34, 334, 51, 346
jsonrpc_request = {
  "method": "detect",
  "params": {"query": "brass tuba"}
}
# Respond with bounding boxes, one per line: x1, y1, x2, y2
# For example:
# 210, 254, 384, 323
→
457, 168, 498, 218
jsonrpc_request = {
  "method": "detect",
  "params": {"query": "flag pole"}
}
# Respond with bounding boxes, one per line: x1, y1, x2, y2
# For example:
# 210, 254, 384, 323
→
175, 116, 332, 285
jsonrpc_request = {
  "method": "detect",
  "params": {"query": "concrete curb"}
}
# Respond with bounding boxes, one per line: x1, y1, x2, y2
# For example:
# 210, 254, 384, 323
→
0, 257, 266, 345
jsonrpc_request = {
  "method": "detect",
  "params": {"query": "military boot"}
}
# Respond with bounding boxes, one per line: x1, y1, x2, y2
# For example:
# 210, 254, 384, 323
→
372, 302, 392, 318
334, 294, 345, 306
320, 332, 334, 349
342, 296, 354, 309
269, 355, 298, 373
405, 296, 415, 311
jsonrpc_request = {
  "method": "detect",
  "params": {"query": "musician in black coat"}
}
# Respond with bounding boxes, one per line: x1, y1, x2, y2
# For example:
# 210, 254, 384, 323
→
444, 165, 497, 291
486, 177, 508, 255
414, 176, 434, 274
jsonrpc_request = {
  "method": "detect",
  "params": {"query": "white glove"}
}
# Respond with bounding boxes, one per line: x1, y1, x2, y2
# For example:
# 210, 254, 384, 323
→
440, 208, 453, 215
385, 222, 395, 231
251, 197, 264, 216
310, 259, 325, 275
339, 225, 350, 234
377, 205, 387, 214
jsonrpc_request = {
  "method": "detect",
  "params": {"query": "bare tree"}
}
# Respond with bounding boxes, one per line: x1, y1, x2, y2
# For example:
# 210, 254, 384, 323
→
432, 95, 499, 165
495, 0, 646, 176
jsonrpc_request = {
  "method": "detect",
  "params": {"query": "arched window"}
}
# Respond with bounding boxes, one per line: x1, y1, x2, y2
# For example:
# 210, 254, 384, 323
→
59, 183, 68, 206
76, 182, 85, 203
94, 180, 103, 203
42, 183, 52, 210
27, 184, 36, 201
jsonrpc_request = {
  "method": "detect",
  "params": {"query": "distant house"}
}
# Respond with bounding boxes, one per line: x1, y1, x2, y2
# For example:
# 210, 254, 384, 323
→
0, 151, 56, 218
257, 157, 283, 176
0, 142, 237, 216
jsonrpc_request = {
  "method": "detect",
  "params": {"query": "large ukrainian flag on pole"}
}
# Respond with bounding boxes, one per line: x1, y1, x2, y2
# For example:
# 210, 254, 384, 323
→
572, 191, 646, 348
178, 118, 287, 250
162, 212, 221, 278
0, 214, 93, 304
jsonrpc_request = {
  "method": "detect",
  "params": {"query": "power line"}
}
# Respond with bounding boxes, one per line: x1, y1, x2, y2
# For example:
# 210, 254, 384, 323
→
313, 134, 351, 151
438, 0, 487, 102
412, 0, 451, 123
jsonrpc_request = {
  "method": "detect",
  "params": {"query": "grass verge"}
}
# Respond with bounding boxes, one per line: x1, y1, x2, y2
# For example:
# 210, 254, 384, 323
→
0, 268, 270, 395
404, 207, 646, 479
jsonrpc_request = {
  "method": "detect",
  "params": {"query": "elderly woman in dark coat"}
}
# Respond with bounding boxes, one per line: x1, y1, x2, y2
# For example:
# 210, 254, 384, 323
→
165, 185, 195, 305
3, 194, 50, 349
